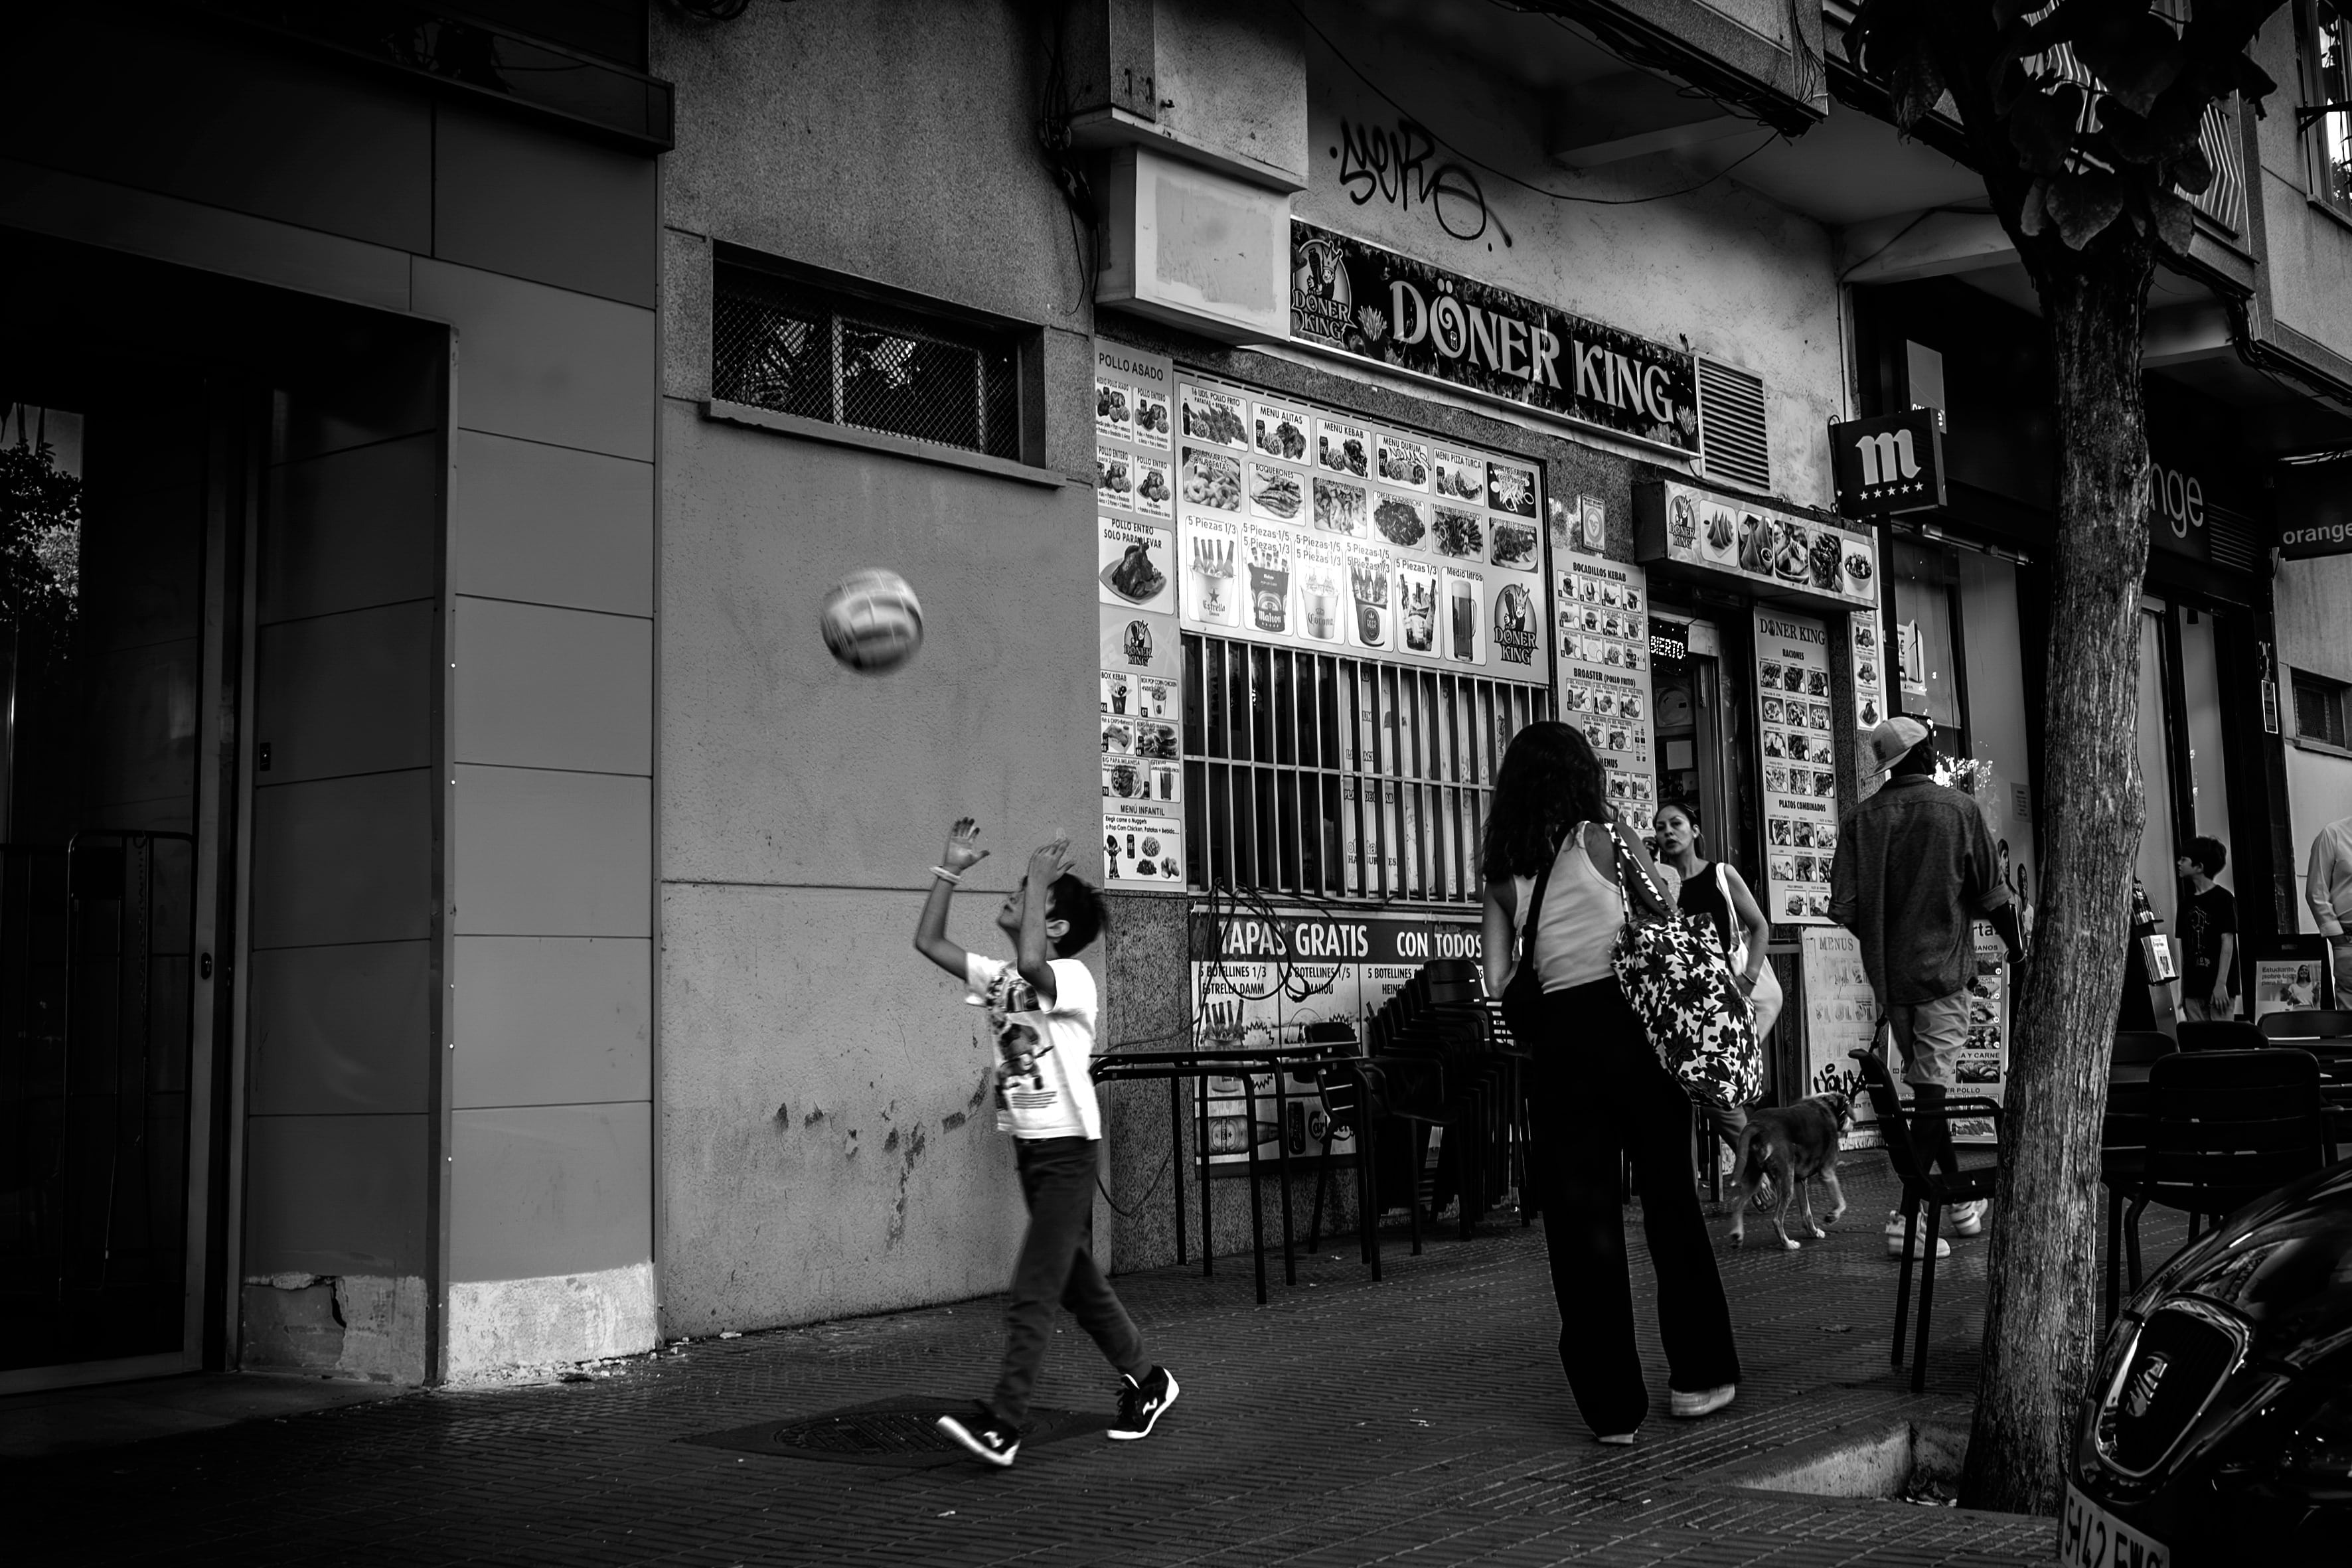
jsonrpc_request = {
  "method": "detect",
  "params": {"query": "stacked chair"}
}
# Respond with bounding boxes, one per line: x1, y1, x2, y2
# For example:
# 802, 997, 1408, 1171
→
1311, 959, 1526, 1278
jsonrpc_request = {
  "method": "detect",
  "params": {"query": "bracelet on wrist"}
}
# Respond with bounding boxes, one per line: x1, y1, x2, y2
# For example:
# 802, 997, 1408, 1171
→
930, 866, 962, 884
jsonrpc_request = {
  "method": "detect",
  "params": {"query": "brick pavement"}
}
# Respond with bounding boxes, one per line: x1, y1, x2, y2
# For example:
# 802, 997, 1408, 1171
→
14, 1159, 2173, 1567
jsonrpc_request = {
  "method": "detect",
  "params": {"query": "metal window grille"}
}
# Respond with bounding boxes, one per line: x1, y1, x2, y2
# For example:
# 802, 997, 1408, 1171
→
1695, 357, 1771, 492
2295, 670, 2350, 749
1180, 633, 1552, 904
712, 266, 1022, 460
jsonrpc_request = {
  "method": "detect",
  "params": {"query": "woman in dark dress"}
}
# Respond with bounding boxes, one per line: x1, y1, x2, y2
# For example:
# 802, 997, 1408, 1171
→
1652, 801, 1773, 1153
1479, 724, 1741, 1444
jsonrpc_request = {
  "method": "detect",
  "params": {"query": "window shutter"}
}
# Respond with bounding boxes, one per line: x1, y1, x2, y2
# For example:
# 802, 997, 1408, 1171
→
1696, 356, 1771, 492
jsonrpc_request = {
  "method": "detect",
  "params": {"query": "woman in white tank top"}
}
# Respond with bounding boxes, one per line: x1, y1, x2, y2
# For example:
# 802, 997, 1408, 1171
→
1478, 721, 1740, 1442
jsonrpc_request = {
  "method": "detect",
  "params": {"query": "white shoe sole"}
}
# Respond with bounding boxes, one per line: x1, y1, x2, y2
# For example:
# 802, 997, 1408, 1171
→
935, 1413, 1018, 1468
1106, 1370, 1179, 1440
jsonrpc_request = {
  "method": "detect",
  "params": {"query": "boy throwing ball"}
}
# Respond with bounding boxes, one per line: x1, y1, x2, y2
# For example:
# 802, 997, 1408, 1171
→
913, 819, 1179, 1467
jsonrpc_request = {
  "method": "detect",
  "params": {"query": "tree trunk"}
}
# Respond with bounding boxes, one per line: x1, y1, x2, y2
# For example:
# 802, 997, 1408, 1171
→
1960, 254, 2154, 1516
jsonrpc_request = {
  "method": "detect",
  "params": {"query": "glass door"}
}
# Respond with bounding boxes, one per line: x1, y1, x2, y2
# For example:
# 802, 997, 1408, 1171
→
0, 396, 239, 1390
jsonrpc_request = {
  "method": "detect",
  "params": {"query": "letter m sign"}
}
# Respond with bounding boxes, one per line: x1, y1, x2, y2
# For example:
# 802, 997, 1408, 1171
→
1829, 408, 1946, 519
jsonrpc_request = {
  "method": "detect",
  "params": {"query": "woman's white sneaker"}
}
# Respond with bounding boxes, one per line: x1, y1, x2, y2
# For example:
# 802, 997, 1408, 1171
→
1669, 1385, 1736, 1419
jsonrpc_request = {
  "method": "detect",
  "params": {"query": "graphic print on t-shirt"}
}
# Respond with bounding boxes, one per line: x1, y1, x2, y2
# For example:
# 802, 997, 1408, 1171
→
982, 967, 1059, 1116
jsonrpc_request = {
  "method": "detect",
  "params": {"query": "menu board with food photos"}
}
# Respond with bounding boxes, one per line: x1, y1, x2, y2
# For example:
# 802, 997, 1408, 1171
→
1753, 608, 1838, 925
1850, 609, 1887, 802
1170, 370, 1549, 686
1557, 549, 1658, 835
1096, 340, 1186, 888
1639, 479, 1879, 610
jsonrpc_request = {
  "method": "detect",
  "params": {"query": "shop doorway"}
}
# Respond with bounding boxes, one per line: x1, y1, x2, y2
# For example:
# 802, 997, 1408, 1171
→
0, 392, 244, 1389
1649, 615, 1749, 879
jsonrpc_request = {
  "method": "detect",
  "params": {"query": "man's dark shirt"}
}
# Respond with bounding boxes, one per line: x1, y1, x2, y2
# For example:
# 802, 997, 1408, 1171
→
1829, 774, 2014, 1006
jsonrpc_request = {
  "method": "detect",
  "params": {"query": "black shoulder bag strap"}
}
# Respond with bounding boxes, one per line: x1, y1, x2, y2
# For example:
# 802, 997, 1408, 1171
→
1498, 828, 1564, 1040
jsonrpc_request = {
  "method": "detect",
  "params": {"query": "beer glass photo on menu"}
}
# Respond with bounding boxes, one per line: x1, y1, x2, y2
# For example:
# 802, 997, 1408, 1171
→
1447, 578, 1476, 661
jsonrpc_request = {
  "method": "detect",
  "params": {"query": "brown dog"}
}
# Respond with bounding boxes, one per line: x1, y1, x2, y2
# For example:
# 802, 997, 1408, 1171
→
1728, 1092, 1853, 1250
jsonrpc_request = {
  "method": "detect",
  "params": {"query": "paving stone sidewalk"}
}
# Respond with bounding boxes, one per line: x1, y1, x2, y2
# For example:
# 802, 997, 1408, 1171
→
15, 1159, 2158, 1567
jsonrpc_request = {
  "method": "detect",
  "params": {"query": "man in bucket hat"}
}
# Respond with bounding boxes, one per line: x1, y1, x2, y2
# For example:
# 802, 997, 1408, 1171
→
1830, 716, 2027, 1259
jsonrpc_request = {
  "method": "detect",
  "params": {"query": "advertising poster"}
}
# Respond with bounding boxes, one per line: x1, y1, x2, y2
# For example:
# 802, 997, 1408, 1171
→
1095, 340, 1186, 889
1952, 922, 2011, 1144
1192, 908, 1485, 1168
1753, 608, 1838, 924
1557, 549, 1658, 834
1645, 480, 1879, 609
1173, 368, 1549, 688
1800, 927, 1881, 1150
2253, 957, 2323, 1020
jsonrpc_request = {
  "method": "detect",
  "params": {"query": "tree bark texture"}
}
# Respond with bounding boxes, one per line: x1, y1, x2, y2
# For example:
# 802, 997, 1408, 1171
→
1960, 257, 2155, 1516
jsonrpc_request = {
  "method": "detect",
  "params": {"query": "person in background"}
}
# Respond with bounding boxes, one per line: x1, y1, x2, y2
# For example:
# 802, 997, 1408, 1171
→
1652, 800, 1773, 1162
2306, 813, 2352, 1004
1829, 716, 2026, 1261
2176, 837, 2239, 1022
1480, 723, 1740, 1445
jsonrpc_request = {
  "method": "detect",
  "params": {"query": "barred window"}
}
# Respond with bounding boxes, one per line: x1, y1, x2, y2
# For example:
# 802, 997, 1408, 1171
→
712, 262, 1022, 461
1181, 633, 1550, 904
2295, 668, 2351, 749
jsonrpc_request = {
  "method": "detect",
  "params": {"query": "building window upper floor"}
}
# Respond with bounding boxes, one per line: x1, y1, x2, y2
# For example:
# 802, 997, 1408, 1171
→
2304, 1, 2352, 218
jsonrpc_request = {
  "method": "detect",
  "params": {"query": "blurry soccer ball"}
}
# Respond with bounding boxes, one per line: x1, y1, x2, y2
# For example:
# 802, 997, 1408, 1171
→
821, 570, 924, 674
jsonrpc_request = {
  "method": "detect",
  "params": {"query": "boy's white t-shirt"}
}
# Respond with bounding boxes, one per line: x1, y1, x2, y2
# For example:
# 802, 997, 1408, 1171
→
964, 954, 1101, 1140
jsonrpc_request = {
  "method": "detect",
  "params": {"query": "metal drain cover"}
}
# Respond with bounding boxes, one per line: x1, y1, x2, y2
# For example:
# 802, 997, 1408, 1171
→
684, 1397, 1107, 1466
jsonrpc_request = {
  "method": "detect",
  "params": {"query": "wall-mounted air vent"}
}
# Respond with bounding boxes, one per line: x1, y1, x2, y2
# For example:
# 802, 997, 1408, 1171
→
1696, 356, 1770, 492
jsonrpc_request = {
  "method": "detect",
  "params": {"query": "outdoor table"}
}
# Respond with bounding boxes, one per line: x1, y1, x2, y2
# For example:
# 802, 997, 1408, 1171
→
1090, 1049, 1357, 1305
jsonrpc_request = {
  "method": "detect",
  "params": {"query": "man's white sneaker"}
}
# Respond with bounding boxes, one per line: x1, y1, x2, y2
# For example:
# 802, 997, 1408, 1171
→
1950, 1200, 1988, 1237
1884, 1211, 1951, 1259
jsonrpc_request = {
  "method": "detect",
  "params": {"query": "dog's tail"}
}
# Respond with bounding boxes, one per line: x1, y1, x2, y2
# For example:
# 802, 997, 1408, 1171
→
1733, 1122, 1768, 1186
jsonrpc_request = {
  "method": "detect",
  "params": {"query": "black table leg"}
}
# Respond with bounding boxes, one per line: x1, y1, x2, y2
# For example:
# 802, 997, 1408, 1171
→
1275, 1068, 1296, 1287
1243, 1073, 1267, 1305
1198, 1073, 1214, 1279
1169, 1074, 1187, 1269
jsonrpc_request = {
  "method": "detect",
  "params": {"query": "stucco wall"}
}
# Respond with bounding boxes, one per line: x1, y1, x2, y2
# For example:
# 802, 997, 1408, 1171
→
2252, 12, 2352, 367
1296, 26, 1843, 507
2278, 553, 2352, 686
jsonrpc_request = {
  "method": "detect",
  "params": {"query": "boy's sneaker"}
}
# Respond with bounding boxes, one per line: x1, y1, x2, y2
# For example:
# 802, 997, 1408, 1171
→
1950, 1199, 1988, 1237
1108, 1366, 1179, 1441
1670, 1384, 1736, 1419
1884, 1210, 1951, 1259
935, 1404, 1020, 1468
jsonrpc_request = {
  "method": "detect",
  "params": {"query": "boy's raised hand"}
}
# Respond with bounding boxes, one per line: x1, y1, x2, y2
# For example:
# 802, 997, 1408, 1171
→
942, 817, 990, 874
1027, 836, 1074, 888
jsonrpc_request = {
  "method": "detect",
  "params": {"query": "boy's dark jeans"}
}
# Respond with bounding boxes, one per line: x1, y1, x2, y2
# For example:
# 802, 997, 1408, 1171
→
989, 1135, 1147, 1427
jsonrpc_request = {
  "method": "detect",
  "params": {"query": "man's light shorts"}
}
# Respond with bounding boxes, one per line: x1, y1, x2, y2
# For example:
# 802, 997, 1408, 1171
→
1888, 990, 1970, 1089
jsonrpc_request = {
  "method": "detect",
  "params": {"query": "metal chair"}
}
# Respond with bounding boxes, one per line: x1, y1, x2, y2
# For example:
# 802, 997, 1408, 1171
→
1847, 1048, 2003, 1393
2177, 1018, 2268, 1053
2259, 1010, 2352, 1040
2101, 1031, 2175, 1324
2122, 1050, 2335, 1296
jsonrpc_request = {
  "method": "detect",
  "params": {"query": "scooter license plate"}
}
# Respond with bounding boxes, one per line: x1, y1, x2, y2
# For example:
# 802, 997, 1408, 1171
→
2055, 1480, 2167, 1568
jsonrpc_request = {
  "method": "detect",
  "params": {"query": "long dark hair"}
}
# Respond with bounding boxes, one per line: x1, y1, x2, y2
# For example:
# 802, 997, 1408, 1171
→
1480, 721, 1612, 882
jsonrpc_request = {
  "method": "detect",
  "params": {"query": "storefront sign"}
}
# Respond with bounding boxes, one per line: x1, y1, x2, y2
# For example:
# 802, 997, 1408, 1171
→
1289, 220, 1699, 456
1635, 480, 1879, 613
1828, 410, 1946, 518
1191, 907, 1482, 1166
1095, 341, 1186, 889
1172, 368, 1549, 684
1753, 608, 1838, 925
1558, 550, 1659, 834
2146, 459, 2211, 564
1950, 923, 2010, 1144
